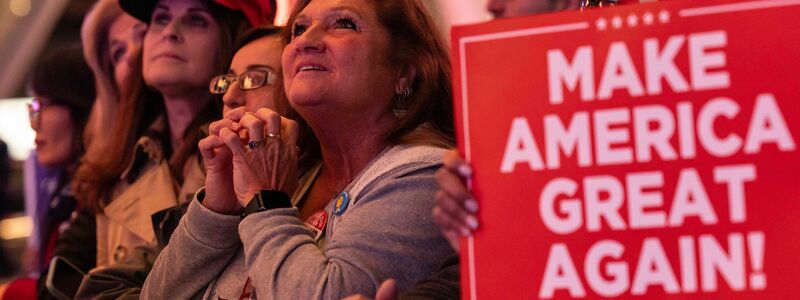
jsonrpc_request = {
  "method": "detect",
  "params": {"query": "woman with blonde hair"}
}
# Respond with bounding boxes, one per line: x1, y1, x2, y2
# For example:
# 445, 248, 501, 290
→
79, 0, 146, 149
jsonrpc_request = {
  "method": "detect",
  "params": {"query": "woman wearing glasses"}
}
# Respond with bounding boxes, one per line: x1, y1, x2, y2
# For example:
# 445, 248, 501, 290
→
210, 26, 282, 115
53, 3, 250, 298
144, 0, 455, 298
69, 9, 279, 298
27, 50, 96, 172
67, 0, 275, 297
0, 45, 96, 300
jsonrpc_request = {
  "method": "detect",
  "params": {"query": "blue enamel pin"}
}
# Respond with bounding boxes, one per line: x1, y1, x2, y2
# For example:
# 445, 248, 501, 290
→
332, 192, 350, 216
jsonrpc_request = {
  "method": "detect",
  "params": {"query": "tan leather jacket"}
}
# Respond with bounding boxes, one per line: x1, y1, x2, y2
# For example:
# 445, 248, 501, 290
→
95, 121, 205, 267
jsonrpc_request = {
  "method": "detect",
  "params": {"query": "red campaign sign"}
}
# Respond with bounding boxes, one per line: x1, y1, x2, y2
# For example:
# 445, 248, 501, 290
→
451, 0, 800, 299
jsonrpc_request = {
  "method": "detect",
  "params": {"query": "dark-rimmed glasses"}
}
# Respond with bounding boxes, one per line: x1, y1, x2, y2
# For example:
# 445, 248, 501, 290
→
209, 69, 276, 95
27, 98, 42, 130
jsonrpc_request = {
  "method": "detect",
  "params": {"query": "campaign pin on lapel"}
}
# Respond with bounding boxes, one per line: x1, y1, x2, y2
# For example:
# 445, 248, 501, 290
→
305, 210, 328, 231
332, 192, 350, 216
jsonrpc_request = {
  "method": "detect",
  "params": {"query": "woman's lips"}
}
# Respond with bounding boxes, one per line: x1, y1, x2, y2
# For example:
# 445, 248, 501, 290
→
153, 52, 186, 62
295, 62, 328, 74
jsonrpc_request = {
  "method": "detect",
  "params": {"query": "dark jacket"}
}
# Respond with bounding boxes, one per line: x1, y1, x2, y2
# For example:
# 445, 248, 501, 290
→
37, 208, 97, 300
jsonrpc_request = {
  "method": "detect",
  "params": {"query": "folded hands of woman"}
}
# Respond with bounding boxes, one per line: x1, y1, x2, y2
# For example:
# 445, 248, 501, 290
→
199, 107, 300, 214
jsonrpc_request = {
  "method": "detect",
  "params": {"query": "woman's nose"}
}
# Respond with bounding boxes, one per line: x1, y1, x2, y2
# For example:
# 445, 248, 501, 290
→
294, 26, 326, 53
222, 83, 244, 111
161, 19, 183, 43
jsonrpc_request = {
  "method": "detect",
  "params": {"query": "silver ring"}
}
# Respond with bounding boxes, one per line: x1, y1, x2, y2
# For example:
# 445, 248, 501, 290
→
266, 132, 281, 139
248, 139, 266, 149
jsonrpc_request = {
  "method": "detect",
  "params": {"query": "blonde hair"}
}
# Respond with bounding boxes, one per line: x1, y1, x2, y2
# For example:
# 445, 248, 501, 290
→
80, 0, 126, 149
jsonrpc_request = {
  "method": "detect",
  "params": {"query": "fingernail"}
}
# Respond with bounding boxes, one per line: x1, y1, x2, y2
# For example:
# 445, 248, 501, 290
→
466, 216, 479, 230
460, 227, 471, 236
464, 198, 479, 213
457, 164, 473, 177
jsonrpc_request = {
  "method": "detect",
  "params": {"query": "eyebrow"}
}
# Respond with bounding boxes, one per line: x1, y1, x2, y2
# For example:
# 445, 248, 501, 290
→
247, 65, 274, 71
153, 4, 212, 14
296, 5, 365, 21
187, 7, 212, 14
228, 65, 275, 74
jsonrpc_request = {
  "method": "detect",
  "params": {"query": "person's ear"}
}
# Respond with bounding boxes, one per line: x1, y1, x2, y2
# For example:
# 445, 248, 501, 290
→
395, 65, 417, 94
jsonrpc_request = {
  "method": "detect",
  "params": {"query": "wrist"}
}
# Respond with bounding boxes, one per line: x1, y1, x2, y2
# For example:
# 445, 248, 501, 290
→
198, 188, 242, 215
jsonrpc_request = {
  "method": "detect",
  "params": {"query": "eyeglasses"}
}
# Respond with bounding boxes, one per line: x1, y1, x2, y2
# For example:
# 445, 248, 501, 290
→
209, 69, 276, 95
27, 98, 42, 130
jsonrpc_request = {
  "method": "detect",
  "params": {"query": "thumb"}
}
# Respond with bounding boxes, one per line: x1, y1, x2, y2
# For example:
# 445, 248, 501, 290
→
375, 279, 398, 300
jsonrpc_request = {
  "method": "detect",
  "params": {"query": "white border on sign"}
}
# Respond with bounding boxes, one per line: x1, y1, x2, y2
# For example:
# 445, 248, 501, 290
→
679, 0, 800, 17
455, 1, 800, 299
457, 21, 589, 300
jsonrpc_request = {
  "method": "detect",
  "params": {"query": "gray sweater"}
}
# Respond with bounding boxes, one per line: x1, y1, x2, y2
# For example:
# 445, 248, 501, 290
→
141, 144, 454, 299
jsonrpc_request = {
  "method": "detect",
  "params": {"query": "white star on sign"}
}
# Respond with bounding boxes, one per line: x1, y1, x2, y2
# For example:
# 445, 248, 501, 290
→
627, 14, 638, 27
659, 10, 670, 23
612, 16, 623, 29
643, 12, 654, 25
596, 17, 608, 30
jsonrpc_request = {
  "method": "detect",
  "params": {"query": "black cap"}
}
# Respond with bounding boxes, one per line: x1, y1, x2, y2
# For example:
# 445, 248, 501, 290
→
119, 0, 159, 23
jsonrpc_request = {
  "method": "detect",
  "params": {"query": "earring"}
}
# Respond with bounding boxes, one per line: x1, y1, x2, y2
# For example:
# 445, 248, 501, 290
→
393, 87, 412, 117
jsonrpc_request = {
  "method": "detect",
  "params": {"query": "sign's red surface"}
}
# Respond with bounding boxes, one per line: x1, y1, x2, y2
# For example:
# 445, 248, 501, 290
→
451, 0, 800, 298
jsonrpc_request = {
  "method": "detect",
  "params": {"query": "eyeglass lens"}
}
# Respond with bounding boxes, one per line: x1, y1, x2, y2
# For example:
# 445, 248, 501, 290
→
28, 99, 41, 129
209, 70, 270, 95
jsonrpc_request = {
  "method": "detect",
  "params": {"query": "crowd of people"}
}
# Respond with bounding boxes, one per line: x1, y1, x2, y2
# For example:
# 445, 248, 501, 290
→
0, 0, 610, 299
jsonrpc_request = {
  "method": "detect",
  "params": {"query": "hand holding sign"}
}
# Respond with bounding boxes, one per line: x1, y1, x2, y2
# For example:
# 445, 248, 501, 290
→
452, 0, 800, 298
434, 150, 480, 252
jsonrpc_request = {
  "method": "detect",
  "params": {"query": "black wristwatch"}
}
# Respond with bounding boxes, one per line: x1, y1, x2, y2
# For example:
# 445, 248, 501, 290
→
241, 190, 292, 219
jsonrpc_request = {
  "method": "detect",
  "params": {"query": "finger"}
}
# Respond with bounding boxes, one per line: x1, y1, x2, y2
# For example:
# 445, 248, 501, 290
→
198, 135, 221, 161
240, 113, 265, 142
253, 108, 281, 139
432, 207, 462, 252
433, 203, 471, 238
199, 135, 230, 164
224, 106, 248, 123
239, 127, 249, 142
442, 150, 472, 178
220, 127, 247, 157
223, 110, 250, 143
280, 117, 299, 147
374, 279, 398, 300
435, 167, 477, 212
209, 118, 237, 136
435, 190, 478, 231
444, 230, 460, 253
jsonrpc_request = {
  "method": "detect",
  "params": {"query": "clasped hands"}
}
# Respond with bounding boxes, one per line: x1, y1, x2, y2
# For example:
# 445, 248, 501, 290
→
199, 107, 300, 214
